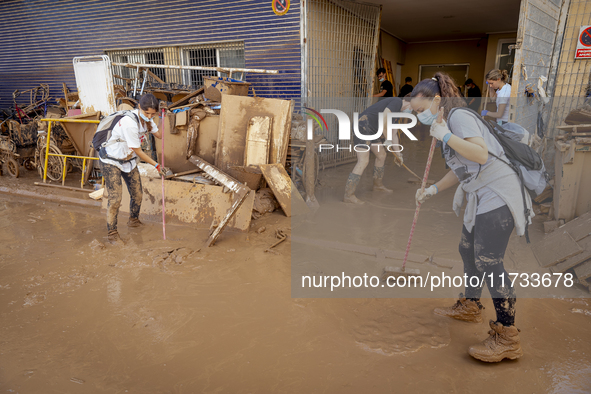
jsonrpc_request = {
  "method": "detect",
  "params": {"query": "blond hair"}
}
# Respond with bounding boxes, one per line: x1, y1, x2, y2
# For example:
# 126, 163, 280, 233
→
485, 69, 509, 82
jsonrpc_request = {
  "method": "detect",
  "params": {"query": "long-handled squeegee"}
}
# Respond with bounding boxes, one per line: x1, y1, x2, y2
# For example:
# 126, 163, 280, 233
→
161, 108, 166, 240
384, 135, 438, 280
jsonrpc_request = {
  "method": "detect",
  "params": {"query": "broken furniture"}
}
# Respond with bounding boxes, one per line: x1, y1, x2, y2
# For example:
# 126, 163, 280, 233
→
259, 163, 308, 217
60, 83, 80, 113
189, 155, 252, 246
215, 95, 293, 188
155, 112, 219, 173
0, 119, 40, 178
109, 158, 255, 247
12, 83, 50, 120
58, 111, 101, 185
39, 117, 101, 189
73, 55, 117, 115
203, 76, 251, 101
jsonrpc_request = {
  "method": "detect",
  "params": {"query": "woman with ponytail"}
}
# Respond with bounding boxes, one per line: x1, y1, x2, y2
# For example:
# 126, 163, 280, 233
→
483, 69, 511, 124
410, 72, 532, 363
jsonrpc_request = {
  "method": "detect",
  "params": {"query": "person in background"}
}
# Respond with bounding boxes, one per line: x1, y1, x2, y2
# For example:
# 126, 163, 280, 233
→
464, 78, 482, 112
411, 72, 531, 363
99, 93, 170, 244
398, 77, 414, 98
344, 97, 407, 204
373, 68, 394, 97
482, 69, 511, 125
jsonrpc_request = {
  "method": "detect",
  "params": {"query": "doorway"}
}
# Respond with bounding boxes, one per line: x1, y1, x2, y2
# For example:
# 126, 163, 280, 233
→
496, 38, 516, 83
418, 64, 470, 89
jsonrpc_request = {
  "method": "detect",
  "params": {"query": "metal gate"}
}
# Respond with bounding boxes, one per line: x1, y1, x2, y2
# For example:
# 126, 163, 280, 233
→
546, 0, 591, 136
511, 0, 563, 134
303, 0, 381, 166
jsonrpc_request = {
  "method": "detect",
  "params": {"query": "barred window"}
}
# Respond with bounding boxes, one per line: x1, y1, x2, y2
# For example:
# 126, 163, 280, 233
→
107, 41, 245, 88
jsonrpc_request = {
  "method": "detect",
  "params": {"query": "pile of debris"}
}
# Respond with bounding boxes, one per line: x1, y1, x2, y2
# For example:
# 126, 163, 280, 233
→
2, 59, 310, 248
108, 78, 309, 247
533, 211, 591, 291
556, 123, 591, 146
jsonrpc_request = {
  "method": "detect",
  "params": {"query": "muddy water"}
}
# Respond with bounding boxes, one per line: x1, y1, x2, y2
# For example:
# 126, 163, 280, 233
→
0, 192, 590, 391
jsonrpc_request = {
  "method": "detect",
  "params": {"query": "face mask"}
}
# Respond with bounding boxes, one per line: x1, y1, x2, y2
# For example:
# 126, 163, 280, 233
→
379, 78, 385, 82
417, 99, 437, 125
139, 112, 151, 122
402, 107, 412, 114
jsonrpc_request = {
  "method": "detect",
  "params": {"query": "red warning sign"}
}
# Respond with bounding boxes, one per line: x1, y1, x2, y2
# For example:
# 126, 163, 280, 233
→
575, 25, 591, 59
272, 0, 290, 16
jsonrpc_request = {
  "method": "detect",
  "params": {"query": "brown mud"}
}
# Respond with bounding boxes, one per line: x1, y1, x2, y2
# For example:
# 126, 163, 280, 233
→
0, 197, 590, 393
1, 133, 591, 392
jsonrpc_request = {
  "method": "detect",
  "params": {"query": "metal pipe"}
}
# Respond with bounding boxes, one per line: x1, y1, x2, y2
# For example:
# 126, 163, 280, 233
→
133, 65, 139, 97
40, 119, 100, 124
161, 109, 167, 240
112, 62, 279, 75
43, 121, 52, 183
34, 182, 93, 193
40, 119, 101, 185
62, 156, 67, 186
139, 69, 147, 96
81, 158, 86, 189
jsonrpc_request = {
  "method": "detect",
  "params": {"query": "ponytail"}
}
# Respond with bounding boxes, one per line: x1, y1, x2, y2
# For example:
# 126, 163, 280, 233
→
486, 69, 509, 82
410, 72, 466, 119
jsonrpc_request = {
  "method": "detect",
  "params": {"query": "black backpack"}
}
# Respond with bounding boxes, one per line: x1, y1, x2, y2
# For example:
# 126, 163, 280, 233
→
448, 107, 549, 243
92, 110, 140, 151
450, 108, 543, 170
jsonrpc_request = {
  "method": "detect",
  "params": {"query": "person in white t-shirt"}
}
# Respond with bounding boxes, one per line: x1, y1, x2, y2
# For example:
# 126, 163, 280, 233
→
482, 69, 511, 125
99, 94, 170, 243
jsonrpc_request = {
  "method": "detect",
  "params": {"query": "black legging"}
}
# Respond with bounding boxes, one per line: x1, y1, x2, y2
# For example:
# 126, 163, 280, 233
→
459, 205, 516, 326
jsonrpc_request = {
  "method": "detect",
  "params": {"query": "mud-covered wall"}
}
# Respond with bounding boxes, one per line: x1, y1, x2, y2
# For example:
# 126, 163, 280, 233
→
0, 0, 301, 109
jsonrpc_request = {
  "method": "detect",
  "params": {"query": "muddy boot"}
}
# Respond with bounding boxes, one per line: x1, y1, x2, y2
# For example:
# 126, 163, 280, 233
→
127, 217, 143, 227
373, 166, 392, 192
344, 173, 364, 204
434, 295, 484, 323
107, 230, 124, 245
468, 320, 523, 362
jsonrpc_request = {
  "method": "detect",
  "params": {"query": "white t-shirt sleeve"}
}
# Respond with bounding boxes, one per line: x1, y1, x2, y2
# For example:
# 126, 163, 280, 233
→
120, 117, 141, 149
149, 117, 159, 134
496, 84, 511, 105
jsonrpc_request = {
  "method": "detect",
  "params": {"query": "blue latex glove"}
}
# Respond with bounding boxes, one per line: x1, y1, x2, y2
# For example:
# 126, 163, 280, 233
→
481, 110, 489, 117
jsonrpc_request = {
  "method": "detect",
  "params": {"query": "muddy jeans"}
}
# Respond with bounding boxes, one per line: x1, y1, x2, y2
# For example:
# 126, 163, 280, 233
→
100, 161, 143, 232
459, 205, 516, 326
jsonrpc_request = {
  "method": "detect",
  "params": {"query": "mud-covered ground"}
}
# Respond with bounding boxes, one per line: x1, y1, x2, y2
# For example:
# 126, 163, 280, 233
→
1, 134, 591, 392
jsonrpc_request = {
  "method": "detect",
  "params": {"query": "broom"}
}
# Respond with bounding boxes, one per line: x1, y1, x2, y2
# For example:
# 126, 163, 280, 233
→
383, 110, 442, 280
161, 108, 166, 240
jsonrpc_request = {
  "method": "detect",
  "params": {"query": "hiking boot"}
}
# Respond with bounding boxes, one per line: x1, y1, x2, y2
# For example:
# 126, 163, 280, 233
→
344, 173, 364, 205
373, 166, 392, 192
127, 217, 143, 227
433, 295, 484, 323
107, 230, 124, 245
468, 320, 523, 362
